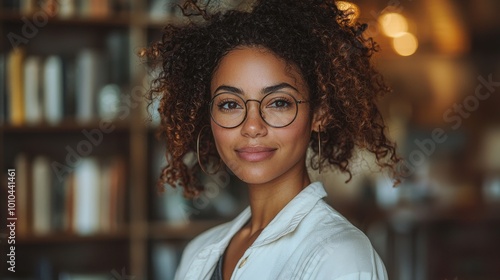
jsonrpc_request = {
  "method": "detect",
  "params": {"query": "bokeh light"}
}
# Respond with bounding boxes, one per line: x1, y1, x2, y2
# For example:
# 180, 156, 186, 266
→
392, 32, 418, 56
379, 12, 408, 37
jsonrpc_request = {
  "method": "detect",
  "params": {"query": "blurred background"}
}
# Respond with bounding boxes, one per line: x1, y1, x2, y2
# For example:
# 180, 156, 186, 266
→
0, 0, 499, 279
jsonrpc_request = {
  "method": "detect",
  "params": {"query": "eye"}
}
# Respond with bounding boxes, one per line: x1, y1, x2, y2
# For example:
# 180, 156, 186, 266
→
266, 96, 293, 110
272, 99, 290, 108
217, 99, 243, 111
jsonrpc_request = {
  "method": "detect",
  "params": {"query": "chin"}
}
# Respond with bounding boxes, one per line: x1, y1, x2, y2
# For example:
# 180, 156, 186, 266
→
230, 167, 281, 185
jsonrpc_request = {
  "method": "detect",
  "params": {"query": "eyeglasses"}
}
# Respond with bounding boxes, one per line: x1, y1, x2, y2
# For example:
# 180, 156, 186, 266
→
209, 92, 309, 128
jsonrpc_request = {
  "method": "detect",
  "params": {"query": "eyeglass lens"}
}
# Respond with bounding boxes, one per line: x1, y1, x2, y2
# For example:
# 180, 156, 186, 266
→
210, 92, 300, 128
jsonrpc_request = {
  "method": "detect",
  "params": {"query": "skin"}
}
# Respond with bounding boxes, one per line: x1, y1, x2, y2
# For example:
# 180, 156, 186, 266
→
209, 46, 321, 280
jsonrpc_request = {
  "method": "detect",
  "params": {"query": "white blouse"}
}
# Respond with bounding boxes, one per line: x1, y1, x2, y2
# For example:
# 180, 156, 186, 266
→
174, 181, 388, 280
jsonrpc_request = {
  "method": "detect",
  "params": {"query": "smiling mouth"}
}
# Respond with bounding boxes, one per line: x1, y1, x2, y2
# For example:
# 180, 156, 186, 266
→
235, 146, 277, 162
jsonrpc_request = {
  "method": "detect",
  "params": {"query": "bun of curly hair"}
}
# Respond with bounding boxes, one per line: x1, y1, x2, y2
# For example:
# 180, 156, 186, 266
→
146, 0, 400, 198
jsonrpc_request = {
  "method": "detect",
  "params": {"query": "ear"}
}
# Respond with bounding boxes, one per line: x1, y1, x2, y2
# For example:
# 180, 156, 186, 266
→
311, 107, 327, 132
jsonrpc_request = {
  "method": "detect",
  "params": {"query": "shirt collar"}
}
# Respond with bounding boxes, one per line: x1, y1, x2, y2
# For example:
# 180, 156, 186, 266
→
252, 181, 327, 247
210, 181, 327, 250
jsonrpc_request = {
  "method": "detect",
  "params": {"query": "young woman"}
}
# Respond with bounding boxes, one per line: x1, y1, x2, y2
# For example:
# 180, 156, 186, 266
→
146, 0, 400, 279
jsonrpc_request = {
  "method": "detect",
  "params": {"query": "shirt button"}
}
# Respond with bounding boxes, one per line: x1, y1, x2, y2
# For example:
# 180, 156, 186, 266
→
238, 256, 249, 268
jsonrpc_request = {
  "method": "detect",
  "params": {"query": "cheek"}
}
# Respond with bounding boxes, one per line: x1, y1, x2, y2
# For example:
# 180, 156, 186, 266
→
272, 121, 312, 153
210, 124, 243, 171
210, 122, 222, 144
287, 115, 313, 138
210, 123, 231, 153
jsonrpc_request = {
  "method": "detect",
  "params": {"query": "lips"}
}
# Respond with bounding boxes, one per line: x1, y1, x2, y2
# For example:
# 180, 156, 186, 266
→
235, 146, 277, 162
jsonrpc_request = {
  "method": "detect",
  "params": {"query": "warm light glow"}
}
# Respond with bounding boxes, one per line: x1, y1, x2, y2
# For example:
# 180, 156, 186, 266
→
425, 0, 469, 55
392, 32, 418, 56
336, 1, 360, 25
379, 12, 408, 38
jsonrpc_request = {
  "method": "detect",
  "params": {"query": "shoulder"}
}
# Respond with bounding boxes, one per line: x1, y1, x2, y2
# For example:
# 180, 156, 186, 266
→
301, 199, 366, 240
304, 200, 375, 257
298, 200, 388, 279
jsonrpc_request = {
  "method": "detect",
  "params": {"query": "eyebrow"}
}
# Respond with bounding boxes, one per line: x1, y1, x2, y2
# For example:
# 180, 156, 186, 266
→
214, 85, 243, 94
213, 82, 300, 95
262, 83, 299, 95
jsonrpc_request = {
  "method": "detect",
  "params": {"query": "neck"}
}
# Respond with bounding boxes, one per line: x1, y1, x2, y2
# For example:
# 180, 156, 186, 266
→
245, 167, 311, 235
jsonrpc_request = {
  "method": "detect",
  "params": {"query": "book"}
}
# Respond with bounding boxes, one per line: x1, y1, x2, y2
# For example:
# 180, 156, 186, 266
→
98, 157, 127, 232
7, 48, 25, 126
106, 31, 129, 86
75, 50, 97, 123
89, 0, 110, 17
64, 172, 75, 233
13, 154, 129, 236
52, 168, 68, 232
32, 156, 52, 235
40, 0, 59, 17
108, 157, 126, 231
57, 0, 77, 18
61, 56, 76, 120
43, 55, 64, 125
73, 157, 101, 235
0, 53, 6, 124
99, 159, 112, 232
79, 0, 110, 18
14, 153, 29, 236
75, 49, 105, 123
20, 0, 36, 14
23, 56, 43, 125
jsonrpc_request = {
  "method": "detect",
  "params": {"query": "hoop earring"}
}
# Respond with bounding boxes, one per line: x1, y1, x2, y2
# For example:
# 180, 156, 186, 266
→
196, 126, 222, 175
318, 125, 322, 174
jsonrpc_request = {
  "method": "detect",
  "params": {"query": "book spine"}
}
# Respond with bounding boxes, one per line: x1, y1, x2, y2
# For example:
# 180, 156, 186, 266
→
23, 56, 42, 125
44, 55, 64, 125
57, 0, 77, 18
110, 157, 126, 231
32, 156, 52, 235
7, 48, 25, 126
75, 50, 98, 123
14, 153, 30, 236
0, 54, 6, 124
51, 168, 67, 232
99, 159, 111, 232
20, 0, 36, 14
73, 157, 101, 235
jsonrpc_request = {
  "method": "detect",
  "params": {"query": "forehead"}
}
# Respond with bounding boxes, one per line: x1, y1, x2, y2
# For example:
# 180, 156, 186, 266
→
210, 47, 308, 96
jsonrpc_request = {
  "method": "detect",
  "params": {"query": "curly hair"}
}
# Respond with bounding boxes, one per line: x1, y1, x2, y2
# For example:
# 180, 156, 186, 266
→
146, 0, 400, 198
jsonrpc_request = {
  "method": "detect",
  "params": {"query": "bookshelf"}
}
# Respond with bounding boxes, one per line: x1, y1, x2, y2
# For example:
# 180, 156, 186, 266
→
4, 1, 498, 280
0, 1, 243, 279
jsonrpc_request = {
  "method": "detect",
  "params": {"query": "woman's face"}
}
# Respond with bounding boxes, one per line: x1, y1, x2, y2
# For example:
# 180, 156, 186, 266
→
210, 46, 315, 185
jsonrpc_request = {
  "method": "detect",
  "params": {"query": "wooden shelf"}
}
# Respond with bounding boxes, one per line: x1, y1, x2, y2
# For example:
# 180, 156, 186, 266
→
1, 120, 131, 133
384, 203, 500, 224
16, 231, 130, 244
148, 220, 229, 240
0, 11, 132, 27
0, 11, 187, 28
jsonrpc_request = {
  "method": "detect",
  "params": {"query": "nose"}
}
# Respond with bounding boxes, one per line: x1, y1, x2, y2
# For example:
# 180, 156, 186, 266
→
240, 100, 267, 138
